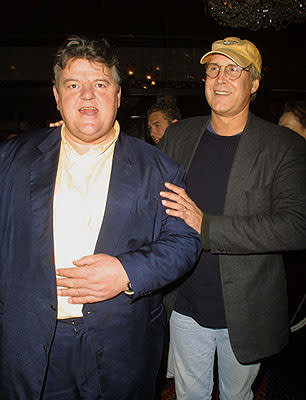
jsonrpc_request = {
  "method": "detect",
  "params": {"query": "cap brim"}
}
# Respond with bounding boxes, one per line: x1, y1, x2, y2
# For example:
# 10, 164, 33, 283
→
200, 50, 249, 68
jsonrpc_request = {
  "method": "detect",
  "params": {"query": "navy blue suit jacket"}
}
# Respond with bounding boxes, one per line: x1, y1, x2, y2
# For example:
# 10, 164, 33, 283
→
0, 127, 201, 400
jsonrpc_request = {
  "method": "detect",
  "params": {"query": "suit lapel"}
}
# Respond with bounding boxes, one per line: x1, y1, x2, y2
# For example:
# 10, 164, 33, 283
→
224, 113, 262, 214
95, 134, 138, 254
29, 128, 61, 281
30, 130, 138, 262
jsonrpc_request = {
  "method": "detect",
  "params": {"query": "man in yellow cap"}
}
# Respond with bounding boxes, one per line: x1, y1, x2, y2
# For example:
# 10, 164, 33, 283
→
158, 37, 306, 399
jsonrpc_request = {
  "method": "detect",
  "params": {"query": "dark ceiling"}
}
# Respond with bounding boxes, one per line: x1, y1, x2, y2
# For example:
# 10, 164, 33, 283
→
0, 0, 304, 49
0, 0, 305, 133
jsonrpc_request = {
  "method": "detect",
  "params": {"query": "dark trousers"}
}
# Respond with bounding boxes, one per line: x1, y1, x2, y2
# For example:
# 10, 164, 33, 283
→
42, 318, 102, 400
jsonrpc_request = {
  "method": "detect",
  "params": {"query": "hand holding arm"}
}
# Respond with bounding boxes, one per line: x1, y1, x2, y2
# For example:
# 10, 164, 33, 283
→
160, 182, 203, 234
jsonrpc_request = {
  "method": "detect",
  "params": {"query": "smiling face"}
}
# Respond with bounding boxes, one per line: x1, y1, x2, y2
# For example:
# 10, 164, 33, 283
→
205, 54, 259, 123
53, 58, 121, 145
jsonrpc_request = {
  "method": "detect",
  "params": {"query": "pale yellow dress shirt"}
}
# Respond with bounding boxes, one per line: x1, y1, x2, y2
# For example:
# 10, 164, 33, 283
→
53, 122, 120, 319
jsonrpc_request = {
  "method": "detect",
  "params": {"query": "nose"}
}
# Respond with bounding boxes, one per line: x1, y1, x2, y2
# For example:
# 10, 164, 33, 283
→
216, 66, 227, 83
80, 82, 95, 100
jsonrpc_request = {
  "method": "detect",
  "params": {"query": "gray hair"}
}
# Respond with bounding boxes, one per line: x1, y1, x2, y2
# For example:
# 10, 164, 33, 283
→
248, 64, 262, 102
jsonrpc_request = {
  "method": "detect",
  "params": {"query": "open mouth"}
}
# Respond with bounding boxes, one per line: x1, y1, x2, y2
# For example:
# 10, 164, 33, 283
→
79, 106, 98, 116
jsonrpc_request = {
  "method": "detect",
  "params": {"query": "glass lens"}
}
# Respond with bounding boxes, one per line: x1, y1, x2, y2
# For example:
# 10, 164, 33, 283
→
205, 63, 245, 80
225, 65, 241, 79
206, 63, 219, 78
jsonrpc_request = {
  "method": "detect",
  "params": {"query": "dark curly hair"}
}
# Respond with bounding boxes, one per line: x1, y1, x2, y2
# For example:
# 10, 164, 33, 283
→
147, 100, 181, 124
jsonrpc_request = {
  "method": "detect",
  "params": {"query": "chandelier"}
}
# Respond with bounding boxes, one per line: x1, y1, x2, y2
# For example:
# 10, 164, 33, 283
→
206, 0, 306, 30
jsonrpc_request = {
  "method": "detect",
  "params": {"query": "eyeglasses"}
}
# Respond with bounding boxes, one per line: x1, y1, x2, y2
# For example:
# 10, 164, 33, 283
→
205, 63, 250, 80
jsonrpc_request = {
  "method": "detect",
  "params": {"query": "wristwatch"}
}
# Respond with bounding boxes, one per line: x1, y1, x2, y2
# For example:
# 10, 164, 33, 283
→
124, 281, 134, 296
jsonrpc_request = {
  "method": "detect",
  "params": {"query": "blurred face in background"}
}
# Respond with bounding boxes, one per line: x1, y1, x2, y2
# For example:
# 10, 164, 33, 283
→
147, 111, 172, 144
279, 112, 306, 139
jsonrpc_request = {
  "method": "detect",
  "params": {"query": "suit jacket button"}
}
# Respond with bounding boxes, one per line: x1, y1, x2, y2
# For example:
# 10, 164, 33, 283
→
50, 304, 56, 311
43, 345, 48, 352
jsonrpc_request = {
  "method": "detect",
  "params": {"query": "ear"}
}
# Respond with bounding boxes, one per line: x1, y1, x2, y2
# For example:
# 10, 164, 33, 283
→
251, 79, 260, 94
117, 87, 121, 109
53, 85, 60, 111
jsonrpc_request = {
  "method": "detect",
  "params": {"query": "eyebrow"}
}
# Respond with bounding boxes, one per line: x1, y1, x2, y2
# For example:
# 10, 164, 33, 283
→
62, 78, 111, 84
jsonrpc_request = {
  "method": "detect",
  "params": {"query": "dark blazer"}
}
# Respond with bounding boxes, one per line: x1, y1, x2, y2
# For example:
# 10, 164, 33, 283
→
0, 127, 201, 400
158, 112, 306, 363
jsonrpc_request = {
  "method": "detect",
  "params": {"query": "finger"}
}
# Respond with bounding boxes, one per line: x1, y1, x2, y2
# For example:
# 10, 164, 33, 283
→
68, 295, 100, 304
165, 208, 187, 220
57, 287, 92, 297
164, 182, 185, 194
57, 285, 105, 298
162, 199, 186, 212
56, 267, 88, 278
160, 191, 185, 204
56, 277, 88, 288
163, 183, 192, 203
57, 287, 81, 297
73, 254, 101, 266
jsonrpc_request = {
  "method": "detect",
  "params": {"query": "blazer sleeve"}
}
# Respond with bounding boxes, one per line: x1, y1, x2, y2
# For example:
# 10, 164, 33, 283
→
209, 134, 306, 254
117, 163, 202, 299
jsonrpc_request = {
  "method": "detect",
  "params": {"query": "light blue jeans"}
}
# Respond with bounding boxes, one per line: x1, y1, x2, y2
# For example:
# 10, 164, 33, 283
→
169, 311, 260, 400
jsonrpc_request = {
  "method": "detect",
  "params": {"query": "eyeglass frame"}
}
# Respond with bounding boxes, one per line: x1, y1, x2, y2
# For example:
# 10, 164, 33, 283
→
204, 62, 250, 81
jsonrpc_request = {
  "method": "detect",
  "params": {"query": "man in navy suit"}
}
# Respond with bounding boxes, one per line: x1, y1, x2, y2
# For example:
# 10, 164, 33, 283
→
0, 35, 201, 400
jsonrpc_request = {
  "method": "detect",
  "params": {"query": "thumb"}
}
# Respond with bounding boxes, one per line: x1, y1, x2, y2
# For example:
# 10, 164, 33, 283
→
73, 254, 97, 266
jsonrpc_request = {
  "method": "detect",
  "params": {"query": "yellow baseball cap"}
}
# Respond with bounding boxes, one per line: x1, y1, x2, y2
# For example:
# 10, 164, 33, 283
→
200, 37, 262, 74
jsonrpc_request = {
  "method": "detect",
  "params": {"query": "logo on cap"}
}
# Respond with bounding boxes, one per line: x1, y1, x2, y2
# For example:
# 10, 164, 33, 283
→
223, 39, 239, 45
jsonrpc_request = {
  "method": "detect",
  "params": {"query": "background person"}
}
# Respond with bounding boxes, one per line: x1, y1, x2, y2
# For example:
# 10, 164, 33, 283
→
0, 35, 201, 400
158, 37, 306, 400
278, 100, 306, 139
146, 99, 181, 145
262, 98, 306, 399
277, 99, 306, 329
49, 99, 181, 146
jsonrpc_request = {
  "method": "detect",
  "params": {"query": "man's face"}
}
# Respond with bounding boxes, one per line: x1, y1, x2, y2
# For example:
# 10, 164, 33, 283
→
147, 111, 170, 144
205, 54, 259, 120
53, 58, 121, 144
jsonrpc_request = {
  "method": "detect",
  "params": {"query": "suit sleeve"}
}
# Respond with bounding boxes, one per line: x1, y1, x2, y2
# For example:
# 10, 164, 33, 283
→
209, 137, 306, 254
117, 164, 202, 299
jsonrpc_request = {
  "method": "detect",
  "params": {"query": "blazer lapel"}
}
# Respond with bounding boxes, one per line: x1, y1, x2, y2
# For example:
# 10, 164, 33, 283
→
29, 128, 61, 282
224, 113, 262, 214
95, 134, 138, 254
30, 130, 138, 262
